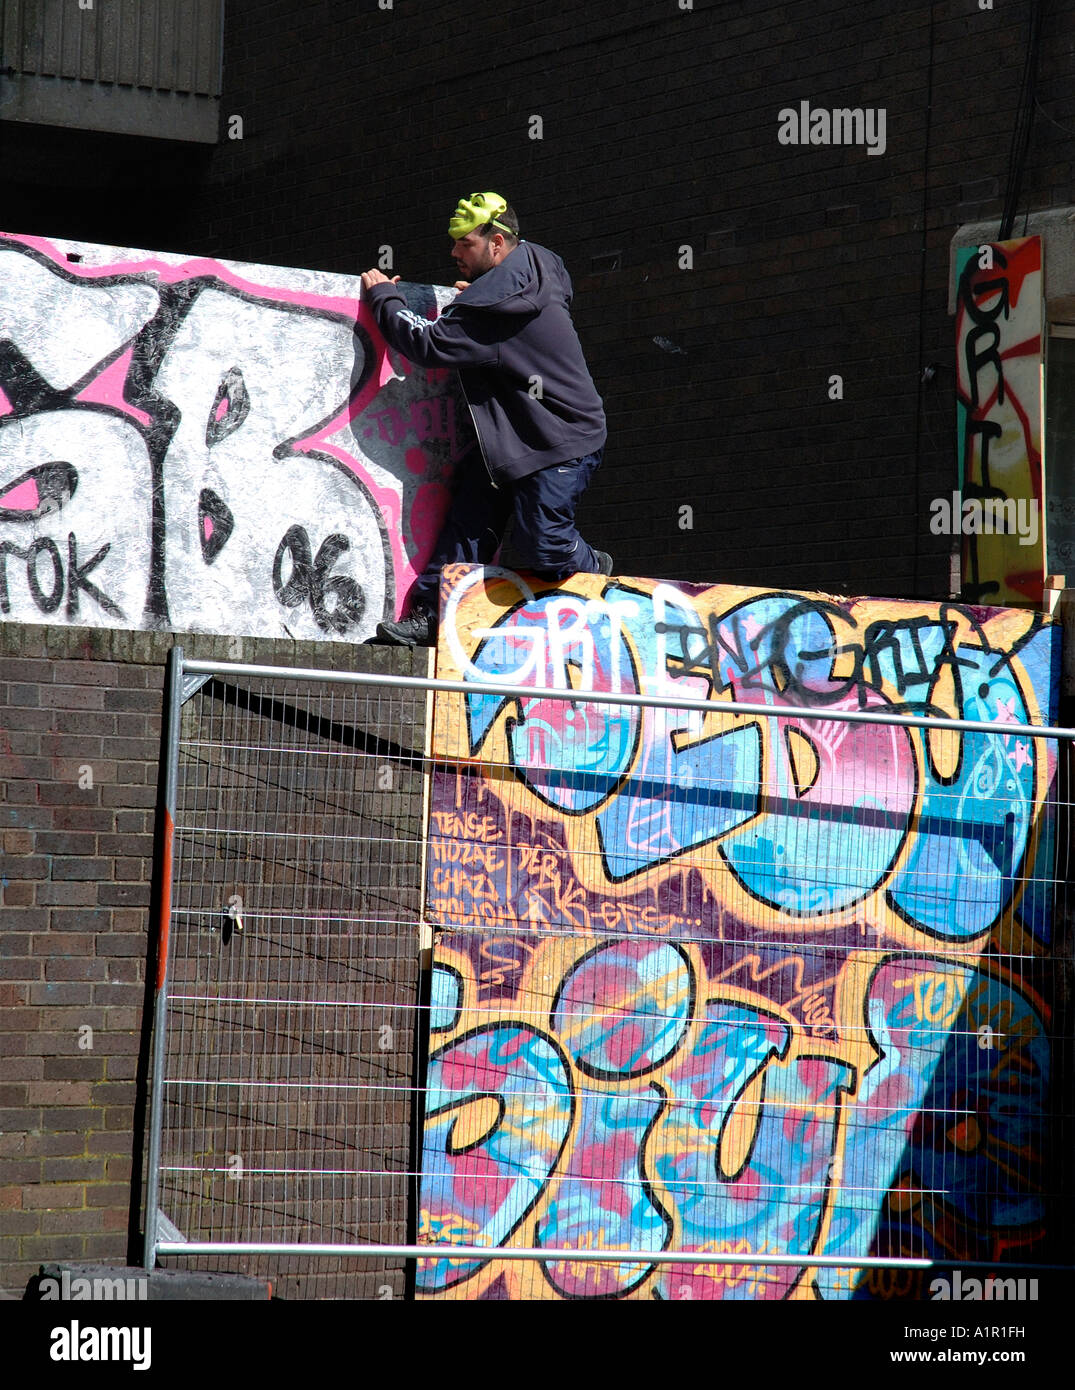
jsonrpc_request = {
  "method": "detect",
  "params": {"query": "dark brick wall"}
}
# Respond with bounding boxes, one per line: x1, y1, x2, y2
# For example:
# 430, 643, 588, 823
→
6, 0, 1075, 602
1, 636, 159, 1292
0, 625, 429, 1298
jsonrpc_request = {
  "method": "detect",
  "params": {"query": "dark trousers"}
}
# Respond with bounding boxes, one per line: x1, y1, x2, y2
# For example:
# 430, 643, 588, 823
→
409, 447, 604, 615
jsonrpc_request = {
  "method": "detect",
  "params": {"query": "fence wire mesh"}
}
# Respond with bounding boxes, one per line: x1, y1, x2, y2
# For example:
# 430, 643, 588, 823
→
151, 661, 428, 1299
147, 635, 1075, 1301
416, 665, 1073, 1301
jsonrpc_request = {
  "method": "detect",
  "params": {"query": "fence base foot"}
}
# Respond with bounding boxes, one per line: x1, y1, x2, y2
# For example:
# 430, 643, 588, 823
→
27, 1263, 273, 1301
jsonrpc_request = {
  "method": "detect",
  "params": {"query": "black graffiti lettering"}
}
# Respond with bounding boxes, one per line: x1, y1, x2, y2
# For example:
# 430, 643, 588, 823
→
957, 251, 1019, 603
964, 322, 1005, 411
987, 611, 1045, 682
659, 597, 1001, 718
66, 533, 124, 620
757, 600, 862, 706
798, 643, 866, 704
861, 617, 964, 703
961, 271, 1010, 327
656, 619, 712, 686
312, 534, 365, 634
661, 609, 772, 694
273, 525, 364, 635
273, 524, 313, 607
654, 615, 729, 696
0, 541, 25, 613
701, 610, 746, 691
863, 621, 915, 698
963, 419, 1003, 492
0, 534, 123, 619
26, 537, 64, 613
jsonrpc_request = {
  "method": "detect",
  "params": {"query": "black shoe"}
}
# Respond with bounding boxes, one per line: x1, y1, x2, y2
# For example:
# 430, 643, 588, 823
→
593, 550, 614, 576
373, 610, 436, 646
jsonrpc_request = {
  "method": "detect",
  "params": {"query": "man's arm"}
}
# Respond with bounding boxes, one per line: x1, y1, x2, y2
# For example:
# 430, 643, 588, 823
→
360, 268, 498, 369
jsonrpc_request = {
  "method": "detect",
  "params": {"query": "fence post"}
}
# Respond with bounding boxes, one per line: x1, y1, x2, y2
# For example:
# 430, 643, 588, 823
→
142, 644, 185, 1270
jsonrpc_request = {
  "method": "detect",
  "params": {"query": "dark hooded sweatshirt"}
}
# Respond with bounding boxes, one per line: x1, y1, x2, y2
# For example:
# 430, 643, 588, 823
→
364, 241, 606, 485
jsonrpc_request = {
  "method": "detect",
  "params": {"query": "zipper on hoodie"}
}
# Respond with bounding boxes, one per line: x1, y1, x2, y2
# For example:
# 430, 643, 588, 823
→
458, 374, 498, 488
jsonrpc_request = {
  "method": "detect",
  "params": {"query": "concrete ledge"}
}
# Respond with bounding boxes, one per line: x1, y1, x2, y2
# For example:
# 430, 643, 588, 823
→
2, 77, 220, 144
948, 205, 1075, 317
30, 1263, 272, 1301
0, 620, 433, 678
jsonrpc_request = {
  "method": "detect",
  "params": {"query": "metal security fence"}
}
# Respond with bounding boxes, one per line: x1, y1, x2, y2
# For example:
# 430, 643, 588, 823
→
143, 644, 1075, 1300
144, 648, 430, 1300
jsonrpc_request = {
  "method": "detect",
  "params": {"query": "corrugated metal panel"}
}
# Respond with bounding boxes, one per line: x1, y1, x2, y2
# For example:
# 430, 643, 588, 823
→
96, 0, 119, 83
161, 0, 181, 93
113, 0, 138, 86
1, 0, 22, 74
136, 0, 157, 88
173, 0, 194, 95
193, 0, 222, 97
60, 0, 81, 77
8, 79, 221, 141
1, 0, 222, 95
79, 0, 98, 79
191, 0, 206, 95
11, 0, 31, 70
37, 0, 60, 78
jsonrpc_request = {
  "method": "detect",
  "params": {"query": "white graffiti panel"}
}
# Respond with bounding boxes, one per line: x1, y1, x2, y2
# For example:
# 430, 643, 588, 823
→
0, 233, 465, 641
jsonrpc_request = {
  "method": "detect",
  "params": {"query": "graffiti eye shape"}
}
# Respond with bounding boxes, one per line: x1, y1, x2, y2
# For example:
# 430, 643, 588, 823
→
198, 488, 235, 564
205, 366, 251, 447
718, 1068, 766, 1180
444, 1095, 505, 1156
783, 726, 820, 797
0, 462, 78, 521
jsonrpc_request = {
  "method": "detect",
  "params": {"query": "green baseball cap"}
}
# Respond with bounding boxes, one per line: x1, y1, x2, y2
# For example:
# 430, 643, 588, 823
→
449, 192, 514, 240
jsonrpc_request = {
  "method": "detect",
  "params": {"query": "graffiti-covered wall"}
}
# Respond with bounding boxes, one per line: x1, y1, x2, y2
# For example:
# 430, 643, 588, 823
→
0, 233, 469, 641
955, 235, 1045, 609
418, 565, 1060, 1300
